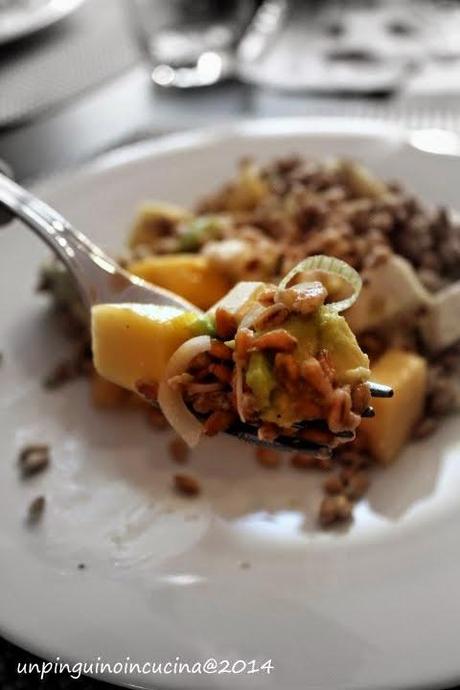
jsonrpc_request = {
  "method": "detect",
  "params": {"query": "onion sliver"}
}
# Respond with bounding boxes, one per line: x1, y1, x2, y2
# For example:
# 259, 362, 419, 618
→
158, 335, 211, 447
235, 358, 245, 422
239, 302, 266, 331
279, 255, 362, 313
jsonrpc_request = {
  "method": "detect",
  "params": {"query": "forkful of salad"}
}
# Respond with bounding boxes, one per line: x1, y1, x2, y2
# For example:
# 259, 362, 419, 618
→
92, 256, 393, 457
0, 170, 392, 456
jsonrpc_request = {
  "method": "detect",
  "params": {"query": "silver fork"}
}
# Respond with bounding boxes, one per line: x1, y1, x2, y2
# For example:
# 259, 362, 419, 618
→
0, 171, 392, 455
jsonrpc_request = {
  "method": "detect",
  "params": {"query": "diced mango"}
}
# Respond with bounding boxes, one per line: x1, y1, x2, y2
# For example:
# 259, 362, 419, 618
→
91, 304, 202, 392
361, 349, 428, 464
129, 202, 191, 250
91, 372, 128, 409
127, 254, 232, 310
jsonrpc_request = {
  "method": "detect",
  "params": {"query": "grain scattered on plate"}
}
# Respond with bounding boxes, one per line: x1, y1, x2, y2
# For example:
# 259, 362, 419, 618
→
344, 471, 370, 501
319, 494, 352, 527
27, 495, 46, 526
174, 473, 201, 497
291, 453, 332, 471
323, 473, 345, 496
42, 359, 79, 389
18, 445, 50, 478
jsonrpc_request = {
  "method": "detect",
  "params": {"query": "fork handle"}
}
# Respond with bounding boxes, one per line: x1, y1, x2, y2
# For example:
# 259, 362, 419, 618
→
0, 171, 123, 308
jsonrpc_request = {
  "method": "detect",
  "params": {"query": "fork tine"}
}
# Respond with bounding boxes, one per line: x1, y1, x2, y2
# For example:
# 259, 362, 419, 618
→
226, 383, 391, 452
226, 423, 331, 456
369, 382, 394, 398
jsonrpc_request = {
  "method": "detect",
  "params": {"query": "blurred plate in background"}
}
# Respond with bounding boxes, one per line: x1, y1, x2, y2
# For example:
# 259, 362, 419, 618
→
0, 0, 86, 46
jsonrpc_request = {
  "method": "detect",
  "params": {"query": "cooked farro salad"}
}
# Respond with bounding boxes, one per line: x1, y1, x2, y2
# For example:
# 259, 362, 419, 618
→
92, 255, 373, 452
39, 155, 460, 526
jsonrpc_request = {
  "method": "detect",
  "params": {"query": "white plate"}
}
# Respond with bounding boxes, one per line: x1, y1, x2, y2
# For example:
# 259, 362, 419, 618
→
0, 0, 86, 46
1, 119, 460, 690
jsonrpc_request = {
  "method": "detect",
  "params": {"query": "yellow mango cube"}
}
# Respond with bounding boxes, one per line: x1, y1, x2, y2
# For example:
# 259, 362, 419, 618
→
361, 349, 428, 464
127, 254, 232, 310
91, 304, 201, 392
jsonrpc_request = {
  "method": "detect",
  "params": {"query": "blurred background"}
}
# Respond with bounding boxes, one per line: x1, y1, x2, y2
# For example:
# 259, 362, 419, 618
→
3, 0, 460, 182
2, 0, 460, 688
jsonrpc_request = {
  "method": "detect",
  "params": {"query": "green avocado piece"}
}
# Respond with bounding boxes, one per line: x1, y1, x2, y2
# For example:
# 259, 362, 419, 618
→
189, 313, 217, 337
260, 389, 298, 427
246, 352, 277, 409
318, 307, 370, 384
246, 302, 369, 421
282, 313, 319, 359
178, 215, 226, 251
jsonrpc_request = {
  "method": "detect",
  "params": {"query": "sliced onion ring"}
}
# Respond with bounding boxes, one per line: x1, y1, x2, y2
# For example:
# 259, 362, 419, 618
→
279, 255, 362, 313
158, 335, 211, 448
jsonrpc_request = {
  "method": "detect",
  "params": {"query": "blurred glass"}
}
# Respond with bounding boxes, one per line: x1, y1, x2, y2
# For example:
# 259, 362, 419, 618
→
132, 0, 257, 88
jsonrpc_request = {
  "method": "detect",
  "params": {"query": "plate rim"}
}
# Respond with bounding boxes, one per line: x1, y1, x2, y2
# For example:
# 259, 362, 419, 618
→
33, 116, 412, 193
33, 116, 460, 200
